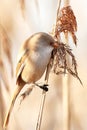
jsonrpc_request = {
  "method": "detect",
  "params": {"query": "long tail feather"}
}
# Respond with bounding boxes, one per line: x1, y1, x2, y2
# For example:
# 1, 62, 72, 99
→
3, 84, 24, 128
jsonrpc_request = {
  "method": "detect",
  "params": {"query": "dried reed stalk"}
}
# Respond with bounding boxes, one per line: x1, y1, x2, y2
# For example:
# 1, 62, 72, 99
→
62, 32, 70, 130
59, 1, 76, 130
60, 2, 71, 130
0, 24, 13, 130
0, 59, 10, 92
0, 84, 5, 130
0, 24, 13, 91
64, 0, 70, 6
19, 0, 25, 18
36, 91, 46, 130
51, 1, 82, 130
36, 62, 51, 130
35, 0, 40, 12
0, 24, 13, 72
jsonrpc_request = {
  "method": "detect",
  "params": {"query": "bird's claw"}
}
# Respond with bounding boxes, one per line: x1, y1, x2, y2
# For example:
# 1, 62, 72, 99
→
35, 83, 49, 92
39, 84, 48, 91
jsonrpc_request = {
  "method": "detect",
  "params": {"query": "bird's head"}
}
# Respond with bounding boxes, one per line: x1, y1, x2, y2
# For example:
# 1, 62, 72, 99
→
27, 32, 58, 51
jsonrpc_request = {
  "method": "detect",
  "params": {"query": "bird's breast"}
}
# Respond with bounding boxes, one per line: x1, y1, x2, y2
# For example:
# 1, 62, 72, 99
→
21, 49, 52, 83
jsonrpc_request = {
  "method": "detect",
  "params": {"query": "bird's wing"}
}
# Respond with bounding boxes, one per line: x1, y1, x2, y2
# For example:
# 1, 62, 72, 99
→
16, 49, 29, 82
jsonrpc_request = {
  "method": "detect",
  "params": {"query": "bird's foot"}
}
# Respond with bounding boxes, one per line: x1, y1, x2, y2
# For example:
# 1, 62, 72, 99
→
35, 83, 49, 92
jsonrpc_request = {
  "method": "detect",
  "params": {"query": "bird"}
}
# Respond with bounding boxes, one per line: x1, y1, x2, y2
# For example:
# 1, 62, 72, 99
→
3, 32, 58, 128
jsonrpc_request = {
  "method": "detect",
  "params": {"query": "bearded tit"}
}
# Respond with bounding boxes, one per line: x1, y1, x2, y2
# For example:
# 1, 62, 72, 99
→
3, 32, 58, 127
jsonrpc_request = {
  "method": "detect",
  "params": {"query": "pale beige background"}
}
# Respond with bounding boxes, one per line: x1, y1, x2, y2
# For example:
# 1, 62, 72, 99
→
0, 0, 87, 130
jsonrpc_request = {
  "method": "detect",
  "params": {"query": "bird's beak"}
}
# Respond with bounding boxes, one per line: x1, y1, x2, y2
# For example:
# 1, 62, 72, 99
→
52, 42, 58, 48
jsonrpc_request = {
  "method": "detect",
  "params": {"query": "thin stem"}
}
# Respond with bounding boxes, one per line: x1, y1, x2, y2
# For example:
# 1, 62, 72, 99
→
62, 2, 70, 130
62, 32, 70, 130
0, 85, 5, 130
20, 0, 25, 18
63, 0, 70, 6
56, 0, 62, 20
54, 0, 62, 36
36, 92, 46, 130
36, 63, 51, 130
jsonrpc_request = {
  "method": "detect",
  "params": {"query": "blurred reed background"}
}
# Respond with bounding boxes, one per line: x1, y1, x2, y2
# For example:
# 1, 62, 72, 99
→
0, 0, 87, 130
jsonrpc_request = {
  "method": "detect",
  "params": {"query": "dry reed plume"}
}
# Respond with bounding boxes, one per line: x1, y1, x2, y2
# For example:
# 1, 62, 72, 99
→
50, 5, 82, 84
50, 42, 82, 84
54, 6, 77, 45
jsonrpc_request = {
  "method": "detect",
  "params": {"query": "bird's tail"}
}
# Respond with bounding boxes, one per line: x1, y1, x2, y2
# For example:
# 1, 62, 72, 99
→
3, 83, 24, 128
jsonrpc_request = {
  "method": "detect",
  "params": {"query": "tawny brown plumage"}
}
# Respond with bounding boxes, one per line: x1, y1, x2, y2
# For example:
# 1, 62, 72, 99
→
3, 32, 58, 128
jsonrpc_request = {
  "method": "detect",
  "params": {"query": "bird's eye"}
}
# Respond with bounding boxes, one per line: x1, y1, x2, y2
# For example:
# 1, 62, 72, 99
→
50, 42, 54, 46
50, 41, 58, 48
